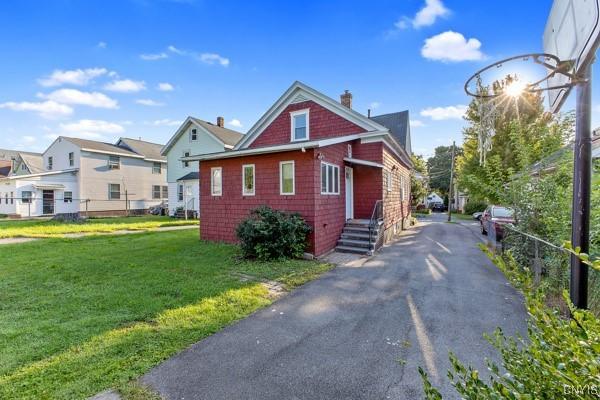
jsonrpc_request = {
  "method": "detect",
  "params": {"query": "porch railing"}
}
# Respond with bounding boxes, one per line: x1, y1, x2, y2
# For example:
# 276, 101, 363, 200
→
368, 200, 384, 250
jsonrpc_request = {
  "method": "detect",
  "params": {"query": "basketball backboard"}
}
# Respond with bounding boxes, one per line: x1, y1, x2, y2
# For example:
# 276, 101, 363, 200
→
544, 0, 600, 113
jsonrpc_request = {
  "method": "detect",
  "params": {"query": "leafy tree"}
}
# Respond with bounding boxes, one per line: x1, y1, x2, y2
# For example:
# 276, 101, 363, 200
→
410, 154, 428, 205
456, 75, 572, 203
427, 145, 461, 194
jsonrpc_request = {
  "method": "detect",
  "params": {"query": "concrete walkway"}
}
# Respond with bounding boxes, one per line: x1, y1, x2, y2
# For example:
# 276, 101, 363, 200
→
142, 216, 527, 399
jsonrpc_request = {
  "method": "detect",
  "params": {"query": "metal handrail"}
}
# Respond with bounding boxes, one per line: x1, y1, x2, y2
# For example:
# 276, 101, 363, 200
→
368, 200, 383, 249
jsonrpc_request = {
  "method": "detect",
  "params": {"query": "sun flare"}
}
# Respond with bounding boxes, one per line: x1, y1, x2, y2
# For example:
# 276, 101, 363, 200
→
505, 80, 527, 97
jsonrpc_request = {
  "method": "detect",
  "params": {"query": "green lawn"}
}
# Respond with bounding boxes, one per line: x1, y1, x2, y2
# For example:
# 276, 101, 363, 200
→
0, 230, 332, 399
0, 215, 197, 238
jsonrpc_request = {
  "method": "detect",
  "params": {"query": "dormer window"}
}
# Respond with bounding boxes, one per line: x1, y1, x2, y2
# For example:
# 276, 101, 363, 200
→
190, 128, 198, 141
47, 156, 53, 170
290, 109, 309, 141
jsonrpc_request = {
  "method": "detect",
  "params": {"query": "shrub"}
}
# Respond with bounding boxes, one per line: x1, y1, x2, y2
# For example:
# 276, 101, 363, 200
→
463, 200, 487, 215
236, 206, 311, 261
420, 247, 600, 399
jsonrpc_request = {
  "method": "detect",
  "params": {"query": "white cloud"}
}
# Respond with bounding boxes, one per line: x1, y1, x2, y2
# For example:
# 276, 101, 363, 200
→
38, 89, 118, 109
157, 82, 174, 91
22, 135, 36, 144
167, 45, 185, 55
38, 68, 108, 87
59, 119, 125, 139
369, 101, 381, 110
394, 0, 449, 30
0, 100, 73, 119
420, 105, 468, 120
97, 42, 107, 49
199, 53, 230, 67
411, 119, 426, 127
227, 119, 243, 128
421, 31, 484, 62
104, 79, 146, 93
140, 52, 168, 61
136, 99, 165, 107
149, 119, 182, 127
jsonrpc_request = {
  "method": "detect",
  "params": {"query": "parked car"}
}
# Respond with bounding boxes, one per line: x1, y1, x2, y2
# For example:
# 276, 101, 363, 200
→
480, 206, 515, 239
148, 201, 168, 216
472, 212, 483, 221
430, 202, 446, 212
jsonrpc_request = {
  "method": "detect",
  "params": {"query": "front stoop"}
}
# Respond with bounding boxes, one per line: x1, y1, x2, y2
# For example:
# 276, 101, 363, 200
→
335, 219, 382, 255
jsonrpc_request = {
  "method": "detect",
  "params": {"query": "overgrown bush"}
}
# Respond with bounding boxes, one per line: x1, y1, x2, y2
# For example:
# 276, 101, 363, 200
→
463, 200, 487, 215
236, 206, 311, 261
420, 247, 600, 399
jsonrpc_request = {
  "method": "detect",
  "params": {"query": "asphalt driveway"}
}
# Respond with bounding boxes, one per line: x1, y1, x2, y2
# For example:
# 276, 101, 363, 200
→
142, 214, 527, 399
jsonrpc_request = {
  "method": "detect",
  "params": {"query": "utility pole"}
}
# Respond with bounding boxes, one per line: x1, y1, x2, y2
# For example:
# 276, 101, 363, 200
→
447, 141, 456, 222
570, 64, 592, 309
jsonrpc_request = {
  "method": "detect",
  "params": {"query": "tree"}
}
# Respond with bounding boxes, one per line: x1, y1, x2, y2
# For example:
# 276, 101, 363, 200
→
456, 75, 572, 203
410, 154, 428, 205
427, 145, 462, 195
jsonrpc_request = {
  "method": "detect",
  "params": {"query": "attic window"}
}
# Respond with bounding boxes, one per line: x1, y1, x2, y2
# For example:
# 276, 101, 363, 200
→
47, 156, 53, 170
108, 155, 120, 170
290, 109, 309, 141
191, 128, 198, 141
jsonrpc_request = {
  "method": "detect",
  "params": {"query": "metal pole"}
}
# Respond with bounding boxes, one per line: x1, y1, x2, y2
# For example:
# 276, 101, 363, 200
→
447, 141, 456, 222
570, 64, 592, 309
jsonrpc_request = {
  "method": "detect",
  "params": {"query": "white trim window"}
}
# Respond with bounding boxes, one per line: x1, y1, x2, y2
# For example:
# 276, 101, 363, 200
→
152, 185, 161, 199
385, 170, 392, 192
64, 191, 73, 203
152, 162, 162, 174
21, 191, 32, 204
320, 162, 340, 195
400, 175, 406, 200
108, 155, 120, 170
109, 183, 121, 200
280, 161, 295, 195
242, 164, 255, 196
47, 156, 53, 170
183, 151, 190, 168
290, 109, 309, 142
177, 184, 184, 201
162, 186, 168, 199
190, 128, 198, 141
211, 167, 222, 196
68, 152, 74, 167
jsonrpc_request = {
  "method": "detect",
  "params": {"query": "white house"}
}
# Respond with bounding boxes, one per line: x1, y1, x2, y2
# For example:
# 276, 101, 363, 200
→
0, 136, 168, 217
425, 192, 444, 207
161, 116, 243, 217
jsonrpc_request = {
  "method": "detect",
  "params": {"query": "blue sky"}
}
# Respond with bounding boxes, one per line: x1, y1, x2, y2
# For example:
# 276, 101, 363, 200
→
0, 0, 593, 157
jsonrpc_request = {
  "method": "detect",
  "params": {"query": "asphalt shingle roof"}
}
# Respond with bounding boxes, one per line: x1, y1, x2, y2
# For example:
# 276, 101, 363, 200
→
117, 138, 166, 161
190, 118, 244, 147
63, 137, 141, 157
371, 111, 411, 154
178, 172, 200, 181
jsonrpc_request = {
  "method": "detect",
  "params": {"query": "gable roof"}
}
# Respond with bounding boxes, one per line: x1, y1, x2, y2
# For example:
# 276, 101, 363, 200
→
62, 137, 142, 158
116, 138, 166, 162
371, 111, 412, 155
19, 152, 44, 174
0, 148, 41, 161
161, 117, 244, 155
234, 81, 390, 150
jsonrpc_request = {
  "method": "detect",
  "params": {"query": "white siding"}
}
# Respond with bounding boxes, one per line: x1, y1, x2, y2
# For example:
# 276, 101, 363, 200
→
43, 138, 81, 171
0, 180, 17, 215
11, 172, 79, 217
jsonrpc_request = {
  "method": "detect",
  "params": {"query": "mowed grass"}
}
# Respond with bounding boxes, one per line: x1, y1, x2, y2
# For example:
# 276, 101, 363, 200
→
0, 215, 197, 238
0, 230, 333, 399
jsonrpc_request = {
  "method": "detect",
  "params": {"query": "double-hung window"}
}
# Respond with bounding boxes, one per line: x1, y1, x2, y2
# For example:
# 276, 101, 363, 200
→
64, 191, 73, 203
211, 167, 222, 196
152, 162, 161, 174
320, 162, 340, 195
183, 151, 190, 168
68, 152, 74, 167
280, 161, 295, 195
190, 128, 198, 141
10, 192, 13, 205
242, 164, 255, 196
162, 186, 168, 199
109, 183, 121, 200
385, 170, 392, 192
21, 191, 32, 204
400, 175, 406, 200
290, 110, 309, 141
47, 156, 53, 170
152, 185, 161, 199
177, 184, 184, 201
108, 155, 120, 170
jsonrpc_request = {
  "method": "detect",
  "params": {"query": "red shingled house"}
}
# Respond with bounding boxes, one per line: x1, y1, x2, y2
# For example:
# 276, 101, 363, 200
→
185, 82, 413, 256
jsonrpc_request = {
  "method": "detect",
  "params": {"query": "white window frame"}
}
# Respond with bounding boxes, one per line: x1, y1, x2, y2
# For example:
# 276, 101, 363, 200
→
320, 162, 340, 195
177, 184, 184, 201
161, 186, 168, 199
47, 156, 53, 170
290, 109, 309, 142
347, 144, 352, 158
64, 191, 73, 203
152, 185, 161, 199
108, 155, 120, 170
21, 191, 32, 204
279, 161, 295, 195
242, 164, 255, 196
190, 128, 198, 141
183, 150, 190, 168
211, 167, 222, 196
152, 162, 162, 174
68, 152, 74, 167
108, 183, 120, 200
385, 170, 392, 192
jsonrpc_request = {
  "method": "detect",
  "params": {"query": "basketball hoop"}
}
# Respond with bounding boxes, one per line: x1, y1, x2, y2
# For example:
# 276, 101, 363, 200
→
464, 53, 579, 99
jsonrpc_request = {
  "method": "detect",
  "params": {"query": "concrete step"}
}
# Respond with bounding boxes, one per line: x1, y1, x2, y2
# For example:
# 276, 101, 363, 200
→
343, 226, 378, 234
335, 245, 371, 255
340, 232, 372, 240
337, 238, 372, 248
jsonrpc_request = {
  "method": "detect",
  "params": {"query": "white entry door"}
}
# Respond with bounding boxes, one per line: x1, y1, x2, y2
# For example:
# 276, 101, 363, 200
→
345, 167, 354, 220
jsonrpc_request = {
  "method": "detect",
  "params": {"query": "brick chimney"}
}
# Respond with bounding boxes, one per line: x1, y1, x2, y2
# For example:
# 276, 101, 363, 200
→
217, 116, 224, 127
340, 90, 352, 109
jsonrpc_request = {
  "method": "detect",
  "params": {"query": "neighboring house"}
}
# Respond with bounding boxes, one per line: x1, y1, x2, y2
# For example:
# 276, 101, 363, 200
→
161, 116, 243, 217
184, 81, 413, 256
0, 137, 167, 217
425, 192, 444, 207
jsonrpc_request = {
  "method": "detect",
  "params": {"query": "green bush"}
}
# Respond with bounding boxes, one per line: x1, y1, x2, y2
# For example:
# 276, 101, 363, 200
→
236, 206, 311, 261
463, 200, 487, 215
414, 209, 432, 215
420, 247, 600, 399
